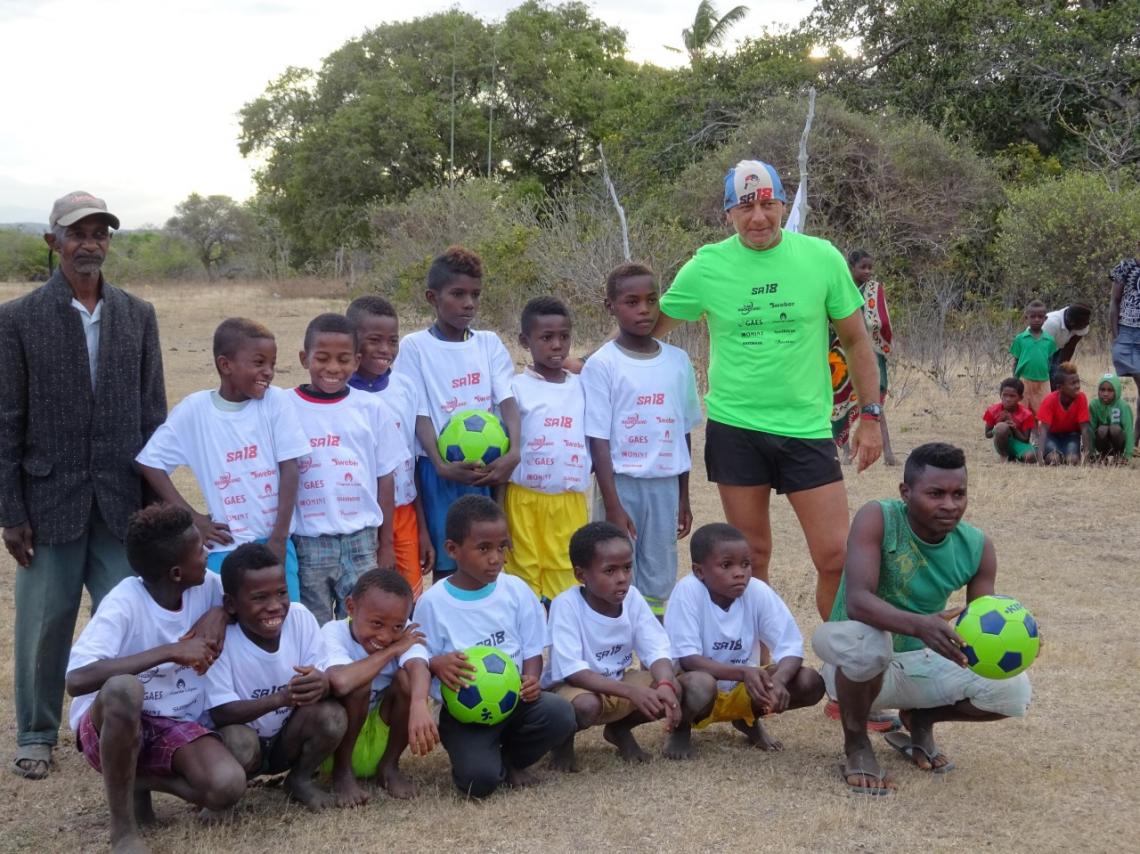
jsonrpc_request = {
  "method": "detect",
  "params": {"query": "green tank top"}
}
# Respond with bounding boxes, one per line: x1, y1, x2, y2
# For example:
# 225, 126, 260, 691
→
830, 499, 985, 652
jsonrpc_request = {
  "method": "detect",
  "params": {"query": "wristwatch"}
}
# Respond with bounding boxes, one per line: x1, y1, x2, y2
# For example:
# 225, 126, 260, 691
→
860, 403, 883, 420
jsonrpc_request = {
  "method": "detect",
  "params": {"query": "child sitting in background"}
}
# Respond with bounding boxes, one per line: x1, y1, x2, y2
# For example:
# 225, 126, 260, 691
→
1035, 362, 1091, 466
1089, 373, 1134, 464
982, 378, 1037, 463
1010, 300, 1057, 413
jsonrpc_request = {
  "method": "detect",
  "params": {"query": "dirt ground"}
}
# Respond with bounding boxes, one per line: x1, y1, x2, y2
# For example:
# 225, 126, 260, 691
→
0, 280, 1136, 853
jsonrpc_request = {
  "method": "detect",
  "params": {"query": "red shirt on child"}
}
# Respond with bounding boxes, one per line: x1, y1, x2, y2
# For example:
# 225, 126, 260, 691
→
1036, 391, 1090, 434
982, 402, 1036, 434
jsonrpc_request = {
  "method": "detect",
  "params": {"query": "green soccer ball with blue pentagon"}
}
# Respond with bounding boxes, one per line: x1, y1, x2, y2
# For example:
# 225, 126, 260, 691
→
440, 646, 521, 725
955, 595, 1040, 679
437, 409, 510, 466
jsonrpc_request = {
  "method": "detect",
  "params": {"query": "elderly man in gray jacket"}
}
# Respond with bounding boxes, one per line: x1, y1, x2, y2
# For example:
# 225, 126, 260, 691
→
0, 192, 167, 779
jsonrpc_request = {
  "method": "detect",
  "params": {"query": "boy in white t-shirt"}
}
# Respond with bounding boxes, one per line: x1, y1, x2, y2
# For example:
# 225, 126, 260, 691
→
322, 569, 438, 806
414, 495, 575, 797
664, 523, 824, 758
504, 296, 591, 601
347, 295, 434, 597
137, 317, 310, 600
65, 504, 246, 851
545, 522, 701, 772
582, 263, 704, 617
393, 247, 522, 581
205, 544, 345, 811
288, 313, 403, 624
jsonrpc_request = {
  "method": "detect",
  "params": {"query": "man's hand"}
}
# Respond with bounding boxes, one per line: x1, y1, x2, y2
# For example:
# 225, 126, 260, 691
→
766, 675, 791, 714
604, 504, 637, 540
626, 683, 666, 721
741, 666, 775, 713
431, 651, 477, 692
287, 665, 327, 706
677, 499, 693, 540
3, 522, 35, 567
180, 607, 229, 656
192, 512, 233, 549
419, 534, 435, 576
473, 451, 520, 487
656, 683, 681, 730
519, 674, 541, 703
376, 543, 396, 573
168, 637, 219, 675
849, 417, 884, 473
407, 702, 440, 756
915, 610, 968, 666
437, 460, 485, 486
265, 533, 288, 564
390, 623, 427, 656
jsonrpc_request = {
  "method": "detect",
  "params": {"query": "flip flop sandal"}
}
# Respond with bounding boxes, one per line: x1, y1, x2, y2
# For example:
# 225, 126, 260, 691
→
883, 730, 955, 774
838, 764, 895, 796
10, 744, 52, 780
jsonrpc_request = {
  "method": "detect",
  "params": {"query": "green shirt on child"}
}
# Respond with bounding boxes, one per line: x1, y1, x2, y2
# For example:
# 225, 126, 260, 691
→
1010, 330, 1057, 382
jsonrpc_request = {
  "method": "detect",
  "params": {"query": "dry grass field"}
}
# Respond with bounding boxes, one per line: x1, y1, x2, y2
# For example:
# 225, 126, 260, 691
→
0, 280, 1136, 853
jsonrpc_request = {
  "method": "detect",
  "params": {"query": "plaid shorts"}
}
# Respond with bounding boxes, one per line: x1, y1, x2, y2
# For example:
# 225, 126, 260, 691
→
293, 527, 378, 624
78, 710, 216, 777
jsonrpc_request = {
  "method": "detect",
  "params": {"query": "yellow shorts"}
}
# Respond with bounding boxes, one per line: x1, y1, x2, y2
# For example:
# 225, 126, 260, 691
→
504, 484, 587, 600
554, 670, 655, 725
694, 682, 759, 730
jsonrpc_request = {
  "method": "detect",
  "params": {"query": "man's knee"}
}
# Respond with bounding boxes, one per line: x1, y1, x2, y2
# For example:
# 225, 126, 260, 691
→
792, 666, 826, 707
199, 757, 248, 810
309, 700, 348, 745
992, 422, 1012, 439
812, 621, 892, 683
218, 724, 260, 775
453, 767, 501, 799
541, 693, 577, 742
678, 671, 717, 720
97, 675, 145, 724
570, 693, 602, 731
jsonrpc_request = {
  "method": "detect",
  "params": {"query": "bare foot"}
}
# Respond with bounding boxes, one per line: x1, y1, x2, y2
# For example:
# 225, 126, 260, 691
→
602, 723, 649, 763
283, 773, 335, 810
733, 719, 782, 751
505, 765, 539, 788
548, 736, 580, 773
111, 833, 152, 854
377, 763, 417, 800
663, 726, 694, 760
331, 769, 371, 808
133, 789, 157, 826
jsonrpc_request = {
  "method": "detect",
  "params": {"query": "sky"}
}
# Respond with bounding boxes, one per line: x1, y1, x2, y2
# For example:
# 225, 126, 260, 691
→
0, 0, 812, 227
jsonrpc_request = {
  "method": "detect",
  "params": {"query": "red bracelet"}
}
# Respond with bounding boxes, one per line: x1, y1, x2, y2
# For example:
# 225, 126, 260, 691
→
655, 679, 678, 694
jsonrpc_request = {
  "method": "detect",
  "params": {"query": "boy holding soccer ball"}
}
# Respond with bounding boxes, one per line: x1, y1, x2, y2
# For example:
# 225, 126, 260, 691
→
812, 443, 1032, 795
393, 247, 521, 581
414, 496, 574, 797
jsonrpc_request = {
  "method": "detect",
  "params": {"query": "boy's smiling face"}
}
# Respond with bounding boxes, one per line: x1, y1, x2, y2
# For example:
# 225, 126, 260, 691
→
445, 518, 510, 589
300, 330, 358, 394
427, 274, 481, 338
347, 586, 412, 653
575, 536, 634, 612
1000, 386, 1022, 411
356, 314, 399, 379
1099, 381, 1116, 405
694, 538, 752, 608
521, 313, 572, 376
219, 336, 276, 402
227, 564, 290, 648
1059, 370, 1081, 402
606, 274, 660, 340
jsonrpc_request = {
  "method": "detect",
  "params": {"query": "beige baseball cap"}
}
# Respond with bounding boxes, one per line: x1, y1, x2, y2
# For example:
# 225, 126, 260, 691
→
48, 191, 120, 230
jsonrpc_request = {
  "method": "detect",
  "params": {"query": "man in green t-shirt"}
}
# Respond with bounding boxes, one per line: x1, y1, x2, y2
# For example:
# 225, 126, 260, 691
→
812, 443, 1031, 794
654, 159, 882, 620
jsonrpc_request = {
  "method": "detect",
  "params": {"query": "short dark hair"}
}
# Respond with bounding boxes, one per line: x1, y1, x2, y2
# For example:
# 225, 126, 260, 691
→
1067, 302, 1092, 324
125, 504, 197, 583
605, 262, 655, 300
220, 542, 281, 598
303, 312, 355, 352
444, 494, 506, 544
690, 522, 748, 564
903, 442, 967, 486
520, 296, 571, 335
999, 377, 1024, 396
346, 295, 397, 330
427, 245, 482, 292
214, 317, 274, 359
351, 568, 412, 603
568, 521, 629, 569
847, 249, 873, 266
1025, 299, 1047, 312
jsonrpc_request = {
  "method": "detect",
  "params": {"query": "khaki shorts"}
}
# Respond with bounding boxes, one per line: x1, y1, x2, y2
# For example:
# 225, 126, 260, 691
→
554, 670, 655, 725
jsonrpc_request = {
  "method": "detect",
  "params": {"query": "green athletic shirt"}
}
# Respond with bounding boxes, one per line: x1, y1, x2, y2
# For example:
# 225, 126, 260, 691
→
829, 499, 986, 653
1010, 329, 1057, 382
660, 230, 864, 438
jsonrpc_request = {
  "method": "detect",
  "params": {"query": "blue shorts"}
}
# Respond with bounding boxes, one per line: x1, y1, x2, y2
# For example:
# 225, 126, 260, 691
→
415, 457, 490, 577
207, 537, 299, 601
1043, 431, 1081, 459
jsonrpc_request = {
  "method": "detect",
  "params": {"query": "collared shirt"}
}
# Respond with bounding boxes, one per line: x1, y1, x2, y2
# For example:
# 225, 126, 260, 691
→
70, 298, 102, 388
1042, 307, 1089, 349
348, 370, 390, 393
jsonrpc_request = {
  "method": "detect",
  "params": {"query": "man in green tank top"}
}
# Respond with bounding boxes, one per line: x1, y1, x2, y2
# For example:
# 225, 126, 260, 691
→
812, 443, 1031, 794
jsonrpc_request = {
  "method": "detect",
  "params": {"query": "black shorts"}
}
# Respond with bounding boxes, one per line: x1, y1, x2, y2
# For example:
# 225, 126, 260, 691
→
704, 419, 842, 494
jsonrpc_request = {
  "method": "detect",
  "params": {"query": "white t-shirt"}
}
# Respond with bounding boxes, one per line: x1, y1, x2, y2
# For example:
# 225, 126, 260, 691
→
204, 603, 328, 739
581, 340, 703, 477
1043, 307, 1089, 350
413, 573, 545, 700
371, 371, 420, 506
509, 370, 591, 494
288, 387, 403, 537
320, 618, 429, 709
542, 585, 671, 688
136, 387, 310, 554
393, 329, 515, 438
665, 575, 804, 692
66, 573, 224, 730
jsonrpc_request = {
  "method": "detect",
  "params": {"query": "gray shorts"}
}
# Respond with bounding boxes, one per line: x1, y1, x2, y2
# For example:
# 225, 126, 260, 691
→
293, 527, 378, 625
812, 620, 1031, 718
592, 474, 678, 614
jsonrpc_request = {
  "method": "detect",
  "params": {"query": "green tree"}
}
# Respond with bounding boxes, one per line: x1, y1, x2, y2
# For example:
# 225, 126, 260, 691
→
669, 1, 750, 65
0, 229, 48, 281
166, 193, 254, 280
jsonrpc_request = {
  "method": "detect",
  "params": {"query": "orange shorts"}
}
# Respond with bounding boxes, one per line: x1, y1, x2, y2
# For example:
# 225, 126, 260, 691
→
392, 503, 423, 599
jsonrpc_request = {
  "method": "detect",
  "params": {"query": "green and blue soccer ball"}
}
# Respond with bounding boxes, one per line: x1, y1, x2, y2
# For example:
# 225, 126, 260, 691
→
440, 646, 521, 726
438, 410, 510, 466
955, 595, 1040, 679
